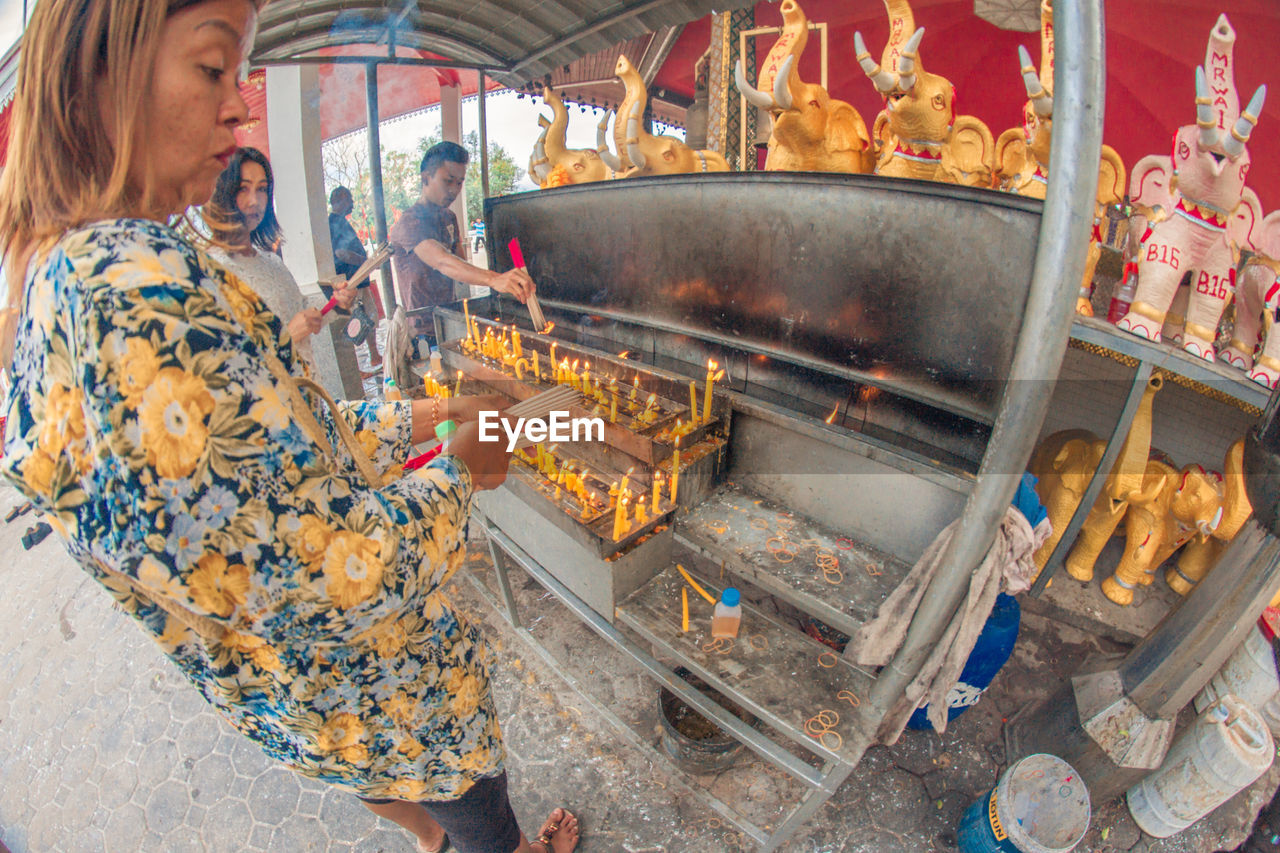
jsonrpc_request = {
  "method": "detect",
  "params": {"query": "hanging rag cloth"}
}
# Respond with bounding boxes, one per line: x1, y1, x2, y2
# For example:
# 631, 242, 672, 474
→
854, 505, 1050, 744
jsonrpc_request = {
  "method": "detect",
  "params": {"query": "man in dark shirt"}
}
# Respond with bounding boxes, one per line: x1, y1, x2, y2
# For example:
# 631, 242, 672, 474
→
389, 141, 533, 338
329, 185, 379, 364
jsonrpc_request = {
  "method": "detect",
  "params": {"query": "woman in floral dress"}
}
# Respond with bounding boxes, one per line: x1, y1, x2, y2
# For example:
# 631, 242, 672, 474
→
0, 0, 577, 851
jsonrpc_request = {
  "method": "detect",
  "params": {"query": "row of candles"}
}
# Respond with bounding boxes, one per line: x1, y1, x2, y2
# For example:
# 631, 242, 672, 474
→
459, 299, 727, 431
511, 441, 682, 541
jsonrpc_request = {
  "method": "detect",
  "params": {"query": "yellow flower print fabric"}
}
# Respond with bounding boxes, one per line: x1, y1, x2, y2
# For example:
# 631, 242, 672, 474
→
0, 220, 504, 800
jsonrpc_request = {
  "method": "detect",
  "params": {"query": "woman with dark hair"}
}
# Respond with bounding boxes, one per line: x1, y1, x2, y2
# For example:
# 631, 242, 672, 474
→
202, 146, 356, 368
0, 0, 579, 851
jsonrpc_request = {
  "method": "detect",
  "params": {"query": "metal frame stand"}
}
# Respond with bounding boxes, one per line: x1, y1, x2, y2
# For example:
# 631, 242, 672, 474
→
470, 513, 858, 852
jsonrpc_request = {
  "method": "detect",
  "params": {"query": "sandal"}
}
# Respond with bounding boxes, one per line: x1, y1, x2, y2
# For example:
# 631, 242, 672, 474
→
532, 808, 580, 853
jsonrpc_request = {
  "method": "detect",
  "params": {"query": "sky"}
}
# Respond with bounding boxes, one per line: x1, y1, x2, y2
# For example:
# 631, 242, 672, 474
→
0, 0, 26, 56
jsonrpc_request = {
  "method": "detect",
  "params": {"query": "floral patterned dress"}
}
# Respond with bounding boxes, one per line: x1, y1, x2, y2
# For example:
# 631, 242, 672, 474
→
1, 219, 504, 801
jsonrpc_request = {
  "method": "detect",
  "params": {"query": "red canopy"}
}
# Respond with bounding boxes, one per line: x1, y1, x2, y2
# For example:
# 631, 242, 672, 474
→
234, 45, 504, 156
652, 0, 1280, 209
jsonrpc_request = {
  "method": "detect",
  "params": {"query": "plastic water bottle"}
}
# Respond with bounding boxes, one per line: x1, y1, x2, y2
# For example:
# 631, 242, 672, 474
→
430, 347, 444, 379
384, 378, 403, 401
712, 587, 742, 639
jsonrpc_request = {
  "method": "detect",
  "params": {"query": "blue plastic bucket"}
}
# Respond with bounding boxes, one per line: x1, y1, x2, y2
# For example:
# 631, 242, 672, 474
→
957, 754, 1090, 853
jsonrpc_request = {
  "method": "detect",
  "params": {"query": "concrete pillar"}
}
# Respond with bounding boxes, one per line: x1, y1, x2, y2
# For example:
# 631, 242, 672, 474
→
439, 81, 469, 235
266, 65, 363, 400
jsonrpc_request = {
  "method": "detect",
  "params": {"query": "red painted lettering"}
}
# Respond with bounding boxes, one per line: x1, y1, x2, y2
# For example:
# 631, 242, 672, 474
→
1213, 66, 1227, 83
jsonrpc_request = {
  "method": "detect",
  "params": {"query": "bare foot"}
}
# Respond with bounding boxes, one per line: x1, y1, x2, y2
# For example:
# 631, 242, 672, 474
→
532, 807, 580, 853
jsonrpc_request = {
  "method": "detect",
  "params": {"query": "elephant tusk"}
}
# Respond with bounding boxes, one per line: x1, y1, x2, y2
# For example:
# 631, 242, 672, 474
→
734, 58, 775, 110
1018, 45, 1053, 118
1195, 67, 1223, 150
896, 28, 925, 93
596, 114, 623, 172
773, 55, 796, 111
626, 101, 647, 170
1224, 84, 1267, 159
854, 31, 898, 94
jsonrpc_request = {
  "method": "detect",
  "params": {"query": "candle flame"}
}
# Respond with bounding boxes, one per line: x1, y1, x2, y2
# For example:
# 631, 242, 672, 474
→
714, 370, 725, 381
617, 350, 631, 359
707, 358, 717, 370
825, 405, 839, 424
542, 321, 555, 334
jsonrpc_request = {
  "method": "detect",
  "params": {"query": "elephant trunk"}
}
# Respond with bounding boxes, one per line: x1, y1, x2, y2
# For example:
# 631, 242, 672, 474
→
757, 0, 809, 96
1018, 45, 1053, 118
1205, 13, 1240, 132
1196, 67, 1223, 150
1110, 374, 1162, 502
880, 0, 917, 73
854, 31, 898, 94
529, 115, 551, 183
541, 87, 571, 163
596, 114, 622, 172
614, 56, 645, 171
625, 100, 648, 170
1223, 85, 1267, 159
1039, 0, 1054, 94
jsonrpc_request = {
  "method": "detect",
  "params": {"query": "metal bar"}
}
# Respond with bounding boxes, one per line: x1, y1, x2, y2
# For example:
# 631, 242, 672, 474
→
480, 518, 827, 790
484, 528, 523, 629
1029, 360, 1155, 596
479, 71, 491, 208
511, 0, 671, 73
252, 54, 509, 72
457, 567, 773, 846
365, 62, 396, 316
763, 763, 855, 852
1122, 521, 1280, 718
863, 0, 1104, 739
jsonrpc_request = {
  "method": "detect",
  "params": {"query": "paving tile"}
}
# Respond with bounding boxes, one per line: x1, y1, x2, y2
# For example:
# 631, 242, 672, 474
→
101, 801, 146, 851
248, 821, 274, 850
94, 754, 139, 809
66, 826, 107, 853
144, 778, 192, 836
190, 751, 237, 802
296, 786, 325, 818
270, 813, 329, 852
135, 699, 174, 745
227, 729, 272, 778
175, 712, 223, 765
162, 825, 204, 853
202, 794, 255, 853
135, 736, 180, 790
318, 788, 378, 846
247, 765, 302, 825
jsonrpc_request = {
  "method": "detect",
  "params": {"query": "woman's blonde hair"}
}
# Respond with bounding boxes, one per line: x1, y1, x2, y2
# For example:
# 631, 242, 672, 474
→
0, 0, 261, 365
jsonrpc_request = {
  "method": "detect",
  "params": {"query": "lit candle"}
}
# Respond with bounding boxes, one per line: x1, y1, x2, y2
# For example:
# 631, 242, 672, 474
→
670, 438, 681, 504
582, 362, 590, 388
608, 481, 619, 509
642, 393, 658, 422
689, 382, 698, 426
571, 360, 581, 391
620, 466, 634, 499
635, 500, 647, 525
630, 374, 640, 403
577, 469, 590, 501
613, 494, 627, 540
703, 360, 717, 425
560, 358, 571, 386
454, 370, 462, 397
652, 471, 662, 513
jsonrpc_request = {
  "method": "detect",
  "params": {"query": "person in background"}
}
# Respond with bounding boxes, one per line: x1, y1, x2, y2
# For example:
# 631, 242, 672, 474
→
389, 142, 534, 342
201, 147, 357, 369
471, 218, 486, 254
329, 185, 381, 366
0, 1, 579, 851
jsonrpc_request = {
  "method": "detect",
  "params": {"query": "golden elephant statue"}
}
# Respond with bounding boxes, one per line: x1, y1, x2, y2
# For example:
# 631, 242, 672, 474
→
993, 1, 1126, 315
1220, 203, 1280, 386
854, 0, 994, 186
527, 113, 552, 186
733, 0, 873, 173
1168, 438, 1249, 594
1114, 14, 1267, 361
1100, 460, 1223, 606
1030, 430, 1107, 575
534, 87, 615, 186
600, 55, 730, 177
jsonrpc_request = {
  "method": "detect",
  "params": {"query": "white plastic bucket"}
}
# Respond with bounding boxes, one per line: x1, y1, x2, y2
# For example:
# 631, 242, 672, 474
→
1195, 625, 1279, 719
1127, 694, 1274, 838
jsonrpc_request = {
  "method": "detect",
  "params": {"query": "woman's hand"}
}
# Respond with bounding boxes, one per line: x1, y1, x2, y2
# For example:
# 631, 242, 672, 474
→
486, 268, 535, 303
445, 394, 508, 425
287, 308, 324, 341
332, 278, 359, 311
443, 420, 511, 491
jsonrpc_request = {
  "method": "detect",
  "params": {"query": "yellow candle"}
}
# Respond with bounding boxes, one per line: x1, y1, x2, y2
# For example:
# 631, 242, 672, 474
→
610, 393, 617, 424
533, 351, 541, 381
582, 362, 590, 387
682, 587, 689, 632
670, 440, 681, 504
630, 374, 640, 403
613, 494, 627, 540
635, 500, 647, 525
549, 343, 557, 373
620, 466, 634, 499
462, 298, 472, 345
554, 485, 561, 501
571, 360, 581, 390
608, 481, 618, 509
454, 370, 462, 396
577, 469, 590, 500
703, 360, 716, 425
652, 472, 662, 513
689, 382, 698, 426
513, 330, 522, 357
